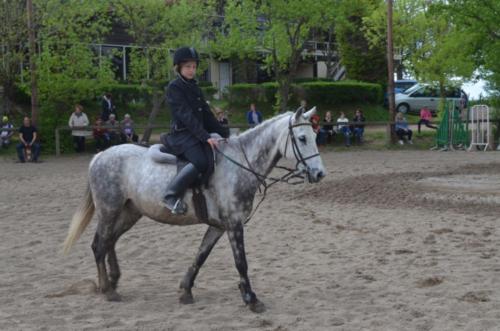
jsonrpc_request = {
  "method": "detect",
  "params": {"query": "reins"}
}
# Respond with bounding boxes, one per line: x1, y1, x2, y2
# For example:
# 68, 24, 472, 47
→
214, 115, 320, 224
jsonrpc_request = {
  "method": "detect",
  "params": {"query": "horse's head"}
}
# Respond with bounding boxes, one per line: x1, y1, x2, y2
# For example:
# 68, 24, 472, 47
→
279, 106, 326, 183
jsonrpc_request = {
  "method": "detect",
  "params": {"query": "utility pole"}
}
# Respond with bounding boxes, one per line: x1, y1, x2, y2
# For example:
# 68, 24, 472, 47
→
386, 0, 395, 144
27, 0, 39, 126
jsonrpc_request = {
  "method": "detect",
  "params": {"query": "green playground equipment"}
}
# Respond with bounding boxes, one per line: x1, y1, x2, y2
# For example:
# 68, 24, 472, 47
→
434, 100, 469, 150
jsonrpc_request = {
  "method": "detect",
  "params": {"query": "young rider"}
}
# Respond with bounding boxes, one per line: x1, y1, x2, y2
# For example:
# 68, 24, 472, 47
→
162, 47, 230, 214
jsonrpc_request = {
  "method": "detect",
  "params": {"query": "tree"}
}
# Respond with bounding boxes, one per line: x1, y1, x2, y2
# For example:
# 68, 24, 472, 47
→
334, 0, 387, 85
29, 0, 116, 150
435, 0, 500, 94
216, 0, 331, 112
0, 1, 27, 116
114, 0, 216, 142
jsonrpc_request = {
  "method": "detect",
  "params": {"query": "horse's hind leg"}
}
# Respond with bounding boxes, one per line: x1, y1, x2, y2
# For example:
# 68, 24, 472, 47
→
107, 203, 141, 292
91, 207, 123, 301
179, 226, 224, 304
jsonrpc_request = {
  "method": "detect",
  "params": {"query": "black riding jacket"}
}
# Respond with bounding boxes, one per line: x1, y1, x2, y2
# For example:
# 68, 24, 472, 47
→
165, 76, 229, 155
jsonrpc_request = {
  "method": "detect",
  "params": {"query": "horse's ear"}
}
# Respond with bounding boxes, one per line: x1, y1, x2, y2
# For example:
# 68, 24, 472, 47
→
294, 106, 305, 121
303, 106, 317, 120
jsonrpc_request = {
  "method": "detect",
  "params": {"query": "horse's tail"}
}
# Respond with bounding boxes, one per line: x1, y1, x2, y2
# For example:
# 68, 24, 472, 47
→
63, 183, 95, 254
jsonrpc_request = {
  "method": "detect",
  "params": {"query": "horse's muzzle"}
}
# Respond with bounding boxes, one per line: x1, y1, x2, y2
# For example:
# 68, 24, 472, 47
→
307, 168, 325, 183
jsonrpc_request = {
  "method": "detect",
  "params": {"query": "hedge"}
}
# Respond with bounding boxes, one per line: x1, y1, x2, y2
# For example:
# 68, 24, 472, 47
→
226, 80, 383, 109
298, 81, 383, 105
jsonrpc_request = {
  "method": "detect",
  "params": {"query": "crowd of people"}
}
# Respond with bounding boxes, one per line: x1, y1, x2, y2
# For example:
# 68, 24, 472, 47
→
0, 93, 438, 163
67, 94, 140, 153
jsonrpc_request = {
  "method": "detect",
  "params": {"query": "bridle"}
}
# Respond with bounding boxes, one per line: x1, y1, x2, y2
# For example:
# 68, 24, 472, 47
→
214, 114, 321, 223
284, 114, 320, 180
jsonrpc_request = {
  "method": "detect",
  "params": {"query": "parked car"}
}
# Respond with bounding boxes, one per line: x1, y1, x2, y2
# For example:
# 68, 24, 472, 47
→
395, 79, 418, 94
395, 84, 465, 115
384, 79, 418, 106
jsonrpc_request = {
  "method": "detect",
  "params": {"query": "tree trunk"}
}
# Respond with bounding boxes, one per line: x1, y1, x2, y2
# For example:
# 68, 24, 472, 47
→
27, 0, 38, 126
386, 0, 396, 144
141, 90, 163, 144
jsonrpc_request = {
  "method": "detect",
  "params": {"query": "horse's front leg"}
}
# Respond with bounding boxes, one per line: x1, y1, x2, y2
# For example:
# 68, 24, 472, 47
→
179, 225, 224, 304
227, 221, 265, 313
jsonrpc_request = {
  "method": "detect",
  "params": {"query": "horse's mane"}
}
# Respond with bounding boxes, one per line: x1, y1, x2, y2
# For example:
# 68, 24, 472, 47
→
235, 111, 292, 146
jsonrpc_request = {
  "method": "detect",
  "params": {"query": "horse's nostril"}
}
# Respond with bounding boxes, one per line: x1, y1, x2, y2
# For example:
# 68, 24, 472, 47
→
317, 171, 325, 179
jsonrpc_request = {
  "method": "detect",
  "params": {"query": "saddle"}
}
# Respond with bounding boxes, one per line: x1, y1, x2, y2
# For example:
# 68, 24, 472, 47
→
146, 133, 222, 222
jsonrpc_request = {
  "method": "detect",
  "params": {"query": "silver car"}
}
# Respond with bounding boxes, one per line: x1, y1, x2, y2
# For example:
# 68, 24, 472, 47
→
395, 84, 463, 115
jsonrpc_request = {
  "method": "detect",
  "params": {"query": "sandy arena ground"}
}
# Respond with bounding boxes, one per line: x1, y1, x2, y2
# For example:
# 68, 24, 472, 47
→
1, 150, 500, 331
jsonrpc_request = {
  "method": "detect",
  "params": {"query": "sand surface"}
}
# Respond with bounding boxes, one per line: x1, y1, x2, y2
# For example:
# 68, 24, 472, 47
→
1, 150, 500, 331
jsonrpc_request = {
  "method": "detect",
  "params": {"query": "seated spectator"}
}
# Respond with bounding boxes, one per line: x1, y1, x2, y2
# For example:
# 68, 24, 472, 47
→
352, 109, 366, 143
337, 112, 351, 147
16, 116, 41, 162
120, 114, 138, 143
395, 112, 413, 145
246, 103, 262, 127
310, 114, 321, 144
68, 104, 90, 152
317, 111, 335, 145
1, 116, 14, 148
215, 107, 228, 126
417, 107, 437, 133
93, 118, 109, 152
106, 114, 121, 145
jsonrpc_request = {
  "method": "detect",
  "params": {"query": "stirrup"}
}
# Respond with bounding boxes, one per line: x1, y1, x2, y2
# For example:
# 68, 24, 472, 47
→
163, 197, 187, 215
171, 199, 187, 214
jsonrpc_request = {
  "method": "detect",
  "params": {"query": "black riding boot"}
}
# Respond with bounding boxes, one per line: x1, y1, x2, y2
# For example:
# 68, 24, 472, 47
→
162, 163, 200, 215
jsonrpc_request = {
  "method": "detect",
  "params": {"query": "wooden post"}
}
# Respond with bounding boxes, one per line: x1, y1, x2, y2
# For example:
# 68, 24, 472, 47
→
386, 0, 395, 144
27, 0, 39, 126
55, 127, 60, 156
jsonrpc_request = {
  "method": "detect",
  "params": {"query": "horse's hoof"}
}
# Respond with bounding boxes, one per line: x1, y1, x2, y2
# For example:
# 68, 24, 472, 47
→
179, 291, 194, 304
105, 290, 122, 302
248, 299, 266, 313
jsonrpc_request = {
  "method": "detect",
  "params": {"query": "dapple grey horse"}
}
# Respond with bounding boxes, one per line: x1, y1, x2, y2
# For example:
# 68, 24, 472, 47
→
63, 107, 326, 312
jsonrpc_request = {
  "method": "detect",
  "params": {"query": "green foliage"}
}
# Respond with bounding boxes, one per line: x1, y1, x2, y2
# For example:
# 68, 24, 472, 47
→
335, 0, 387, 85
26, 0, 116, 152
115, 0, 215, 84
215, 0, 332, 112
227, 80, 382, 110
298, 81, 383, 106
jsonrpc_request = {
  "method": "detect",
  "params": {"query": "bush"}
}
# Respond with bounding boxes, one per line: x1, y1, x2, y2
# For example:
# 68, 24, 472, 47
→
297, 81, 383, 106
226, 80, 383, 112
201, 86, 218, 100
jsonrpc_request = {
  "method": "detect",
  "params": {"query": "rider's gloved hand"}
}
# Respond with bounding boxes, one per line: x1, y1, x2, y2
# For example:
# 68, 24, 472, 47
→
207, 138, 219, 149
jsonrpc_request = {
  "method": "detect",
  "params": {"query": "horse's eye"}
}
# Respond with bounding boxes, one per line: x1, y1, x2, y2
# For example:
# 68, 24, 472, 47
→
299, 136, 307, 144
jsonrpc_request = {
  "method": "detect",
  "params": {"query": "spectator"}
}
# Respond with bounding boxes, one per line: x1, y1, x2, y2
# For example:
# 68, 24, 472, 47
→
93, 118, 109, 152
417, 107, 437, 133
246, 103, 262, 127
120, 114, 138, 143
297, 99, 307, 112
317, 111, 334, 145
101, 93, 116, 122
1, 116, 14, 148
395, 112, 413, 145
215, 107, 228, 126
106, 114, 121, 145
352, 109, 366, 143
16, 116, 41, 163
68, 104, 90, 152
337, 112, 351, 147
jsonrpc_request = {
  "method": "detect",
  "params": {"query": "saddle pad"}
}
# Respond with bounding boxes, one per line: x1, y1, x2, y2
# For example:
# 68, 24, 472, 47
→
147, 144, 177, 164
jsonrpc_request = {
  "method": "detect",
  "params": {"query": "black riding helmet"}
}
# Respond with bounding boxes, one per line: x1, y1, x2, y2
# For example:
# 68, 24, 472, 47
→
173, 47, 199, 66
